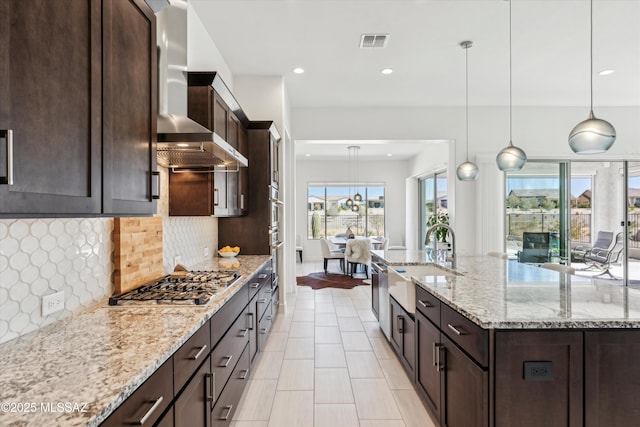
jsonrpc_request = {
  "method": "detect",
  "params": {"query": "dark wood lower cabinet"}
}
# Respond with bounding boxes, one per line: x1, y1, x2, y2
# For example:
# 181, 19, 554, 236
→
211, 344, 250, 427
389, 297, 415, 376
495, 330, 583, 427
441, 334, 488, 427
585, 330, 640, 427
416, 312, 443, 424
174, 356, 211, 427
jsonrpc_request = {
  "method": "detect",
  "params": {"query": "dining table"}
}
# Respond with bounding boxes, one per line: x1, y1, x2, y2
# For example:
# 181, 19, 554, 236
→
329, 236, 383, 249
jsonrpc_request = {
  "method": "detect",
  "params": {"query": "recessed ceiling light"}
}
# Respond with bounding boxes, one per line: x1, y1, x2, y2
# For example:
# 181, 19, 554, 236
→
305, 153, 311, 157
387, 153, 393, 157
380, 68, 393, 75
598, 69, 615, 76
293, 67, 305, 74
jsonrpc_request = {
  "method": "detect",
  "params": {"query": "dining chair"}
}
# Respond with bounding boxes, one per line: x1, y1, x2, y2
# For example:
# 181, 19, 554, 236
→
345, 239, 371, 278
320, 238, 344, 273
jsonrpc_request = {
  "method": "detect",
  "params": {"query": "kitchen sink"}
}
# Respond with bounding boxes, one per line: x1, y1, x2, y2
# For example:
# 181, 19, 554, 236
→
388, 264, 460, 314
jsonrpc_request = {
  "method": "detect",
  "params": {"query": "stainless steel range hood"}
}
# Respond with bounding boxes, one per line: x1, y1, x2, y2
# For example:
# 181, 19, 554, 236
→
154, 1, 247, 169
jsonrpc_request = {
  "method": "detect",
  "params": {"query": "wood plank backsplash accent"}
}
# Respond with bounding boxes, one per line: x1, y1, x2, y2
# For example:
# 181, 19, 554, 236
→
113, 217, 164, 293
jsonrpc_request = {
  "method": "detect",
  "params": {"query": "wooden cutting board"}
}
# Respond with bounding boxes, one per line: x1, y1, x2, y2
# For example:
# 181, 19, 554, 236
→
113, 217, 164, 293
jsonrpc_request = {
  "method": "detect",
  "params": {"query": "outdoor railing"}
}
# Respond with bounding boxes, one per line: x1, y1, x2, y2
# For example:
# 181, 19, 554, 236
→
307, 213, 385, 238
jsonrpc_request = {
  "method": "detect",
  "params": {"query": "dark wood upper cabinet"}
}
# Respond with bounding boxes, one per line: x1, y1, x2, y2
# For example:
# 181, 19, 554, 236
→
0, 0, 102, 215
102, 0, 157, 215
0, 0, 157, 217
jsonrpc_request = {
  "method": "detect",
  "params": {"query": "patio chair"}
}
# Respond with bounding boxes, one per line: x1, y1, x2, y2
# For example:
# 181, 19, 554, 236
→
583, 232, 624, 279
572, 231, 614, 263
320, 238, 344, 273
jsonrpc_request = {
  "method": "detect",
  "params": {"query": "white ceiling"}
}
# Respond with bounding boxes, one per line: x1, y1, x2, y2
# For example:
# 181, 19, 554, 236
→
190, 0, 640, 158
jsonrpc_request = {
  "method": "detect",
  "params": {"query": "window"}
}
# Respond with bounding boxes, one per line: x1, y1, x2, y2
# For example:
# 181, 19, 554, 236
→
307, 185, 385, 239
419, 172, 448, 248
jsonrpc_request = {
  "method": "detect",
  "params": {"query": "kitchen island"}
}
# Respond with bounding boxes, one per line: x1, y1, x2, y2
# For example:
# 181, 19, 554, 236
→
0, 255, 271, 427
372, 250, 640, 427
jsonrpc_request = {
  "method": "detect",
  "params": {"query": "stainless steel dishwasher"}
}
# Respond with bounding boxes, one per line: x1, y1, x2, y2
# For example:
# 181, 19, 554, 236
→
371, 259, 390, 340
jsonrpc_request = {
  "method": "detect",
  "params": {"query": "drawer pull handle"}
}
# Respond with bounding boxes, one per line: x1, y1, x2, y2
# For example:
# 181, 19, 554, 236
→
260, 328, 268, 334
219, 404, 234, 420
190, 344, 208, 360
447, 324, 465, 335
219, 355, 233, 367
258, 274, 268, 279
266, 315, 272, 321
418, 300, 433, 308
258, 298, 268, 304
0, 129, 13, 186
239, 328, 249, 337
131, 396, 163, 425
239, 369, 249, 380
250, 282, 260, 289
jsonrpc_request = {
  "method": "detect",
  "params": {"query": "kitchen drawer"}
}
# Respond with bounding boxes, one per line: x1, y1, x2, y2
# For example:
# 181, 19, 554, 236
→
211, 281, 249, 345
211, 343, 250, 427
173, 320, 211, 394
247, 276, 266, 301
415, 285, 441, 327
211, 306, 250, 402
258, 301, 273, 351
249, 262, 272, 299
441, 303, 488, 367
256, 287, 272, 321
101, 358, 173, 427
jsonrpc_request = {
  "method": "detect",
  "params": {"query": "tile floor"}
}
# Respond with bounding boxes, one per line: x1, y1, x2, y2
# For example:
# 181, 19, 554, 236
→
231, 261, 437, 427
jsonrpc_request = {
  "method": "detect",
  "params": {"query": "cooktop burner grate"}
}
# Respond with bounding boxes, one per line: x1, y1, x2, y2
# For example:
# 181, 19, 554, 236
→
108, 270, 241, 306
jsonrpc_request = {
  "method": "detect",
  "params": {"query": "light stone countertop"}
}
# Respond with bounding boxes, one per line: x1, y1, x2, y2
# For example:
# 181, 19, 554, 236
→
0, 255, 271, 427
372, 250, 640, 329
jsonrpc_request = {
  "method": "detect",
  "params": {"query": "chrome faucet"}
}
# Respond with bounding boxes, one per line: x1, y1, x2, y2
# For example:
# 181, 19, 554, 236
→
425, 223, 456, 269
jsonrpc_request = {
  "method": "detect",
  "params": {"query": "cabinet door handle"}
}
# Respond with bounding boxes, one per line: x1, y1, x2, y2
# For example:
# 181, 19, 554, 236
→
219, 404, 233, 421
239, 369, 249, 380
258, 274, 268, 279
418, 300, 433, 308
447, 324, 465, 335
206, 372, 216, 406
214, 188, 219, 206
0, 129, 13, 186
397, 315, 404, 334
258, 298, 268, 304
239, 328, 249, 337
151, 171, 160, 199
130, 396, 163, 425
250, 282, 260, 289
190, 344, 207, 360
240, 194, 245, 210
219, 355, 233, 367
260, 327, 268, 334
247, 312, 254, 330
434, 343, 445, 371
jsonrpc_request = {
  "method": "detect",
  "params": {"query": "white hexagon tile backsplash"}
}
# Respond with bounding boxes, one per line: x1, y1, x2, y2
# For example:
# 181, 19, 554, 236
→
0, 218, 113, 344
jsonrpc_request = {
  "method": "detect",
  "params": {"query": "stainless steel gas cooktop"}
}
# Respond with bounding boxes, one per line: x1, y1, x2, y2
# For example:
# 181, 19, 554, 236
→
108, 270, 241, 306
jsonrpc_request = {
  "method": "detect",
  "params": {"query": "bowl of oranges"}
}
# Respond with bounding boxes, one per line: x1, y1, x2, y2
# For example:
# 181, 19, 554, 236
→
218, 245, 240, 258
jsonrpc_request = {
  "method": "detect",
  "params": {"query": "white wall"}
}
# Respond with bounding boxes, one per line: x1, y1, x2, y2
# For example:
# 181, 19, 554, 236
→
294, 105, 640, 255
296, 158, 409, 261
187, 3, 234, 89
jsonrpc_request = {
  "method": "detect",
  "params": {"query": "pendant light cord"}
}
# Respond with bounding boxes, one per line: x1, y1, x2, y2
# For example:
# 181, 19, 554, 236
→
509, 0, 513, 144
465, 44, 469, 161
589, 0, 594, 112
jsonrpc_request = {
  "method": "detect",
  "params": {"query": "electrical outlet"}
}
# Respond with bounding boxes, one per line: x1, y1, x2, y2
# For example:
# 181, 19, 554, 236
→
204, 246, 209, 257
42, 291, 65, 316
524, 361, 553, 381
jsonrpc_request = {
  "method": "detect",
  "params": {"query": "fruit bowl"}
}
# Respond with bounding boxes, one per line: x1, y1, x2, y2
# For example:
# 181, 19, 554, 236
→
218, 250, 239, 258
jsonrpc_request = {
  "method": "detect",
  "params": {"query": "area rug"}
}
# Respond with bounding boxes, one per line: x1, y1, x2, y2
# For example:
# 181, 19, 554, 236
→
297, 272, 370, 290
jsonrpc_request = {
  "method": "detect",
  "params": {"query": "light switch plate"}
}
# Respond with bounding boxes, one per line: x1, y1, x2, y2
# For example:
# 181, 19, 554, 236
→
42, 291, 65, 316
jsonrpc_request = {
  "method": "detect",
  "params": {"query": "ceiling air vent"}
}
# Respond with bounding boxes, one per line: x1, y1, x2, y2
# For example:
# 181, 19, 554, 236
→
359, 34, 389, 48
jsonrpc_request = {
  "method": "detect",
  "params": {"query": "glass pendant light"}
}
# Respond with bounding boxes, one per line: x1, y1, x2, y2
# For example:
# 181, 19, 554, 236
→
497, 0, 527, 171
353, 146, 363, 202
568, 0, 616, 154
456, 40, 479, 181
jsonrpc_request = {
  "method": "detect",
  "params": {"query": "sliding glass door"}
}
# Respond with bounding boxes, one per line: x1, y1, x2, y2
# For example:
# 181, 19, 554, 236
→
505, 159, 640, 286
419, 172, 447, 249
